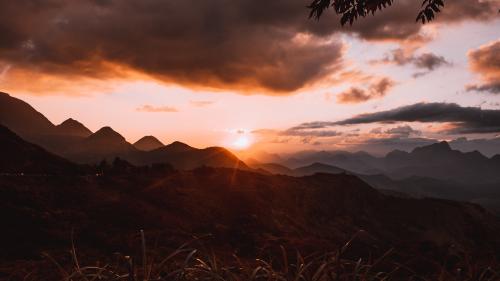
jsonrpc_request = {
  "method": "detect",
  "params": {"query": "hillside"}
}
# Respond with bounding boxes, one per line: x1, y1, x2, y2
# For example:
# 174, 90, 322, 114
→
138, 142, 249, 170
133, 135, 164, 151
0, 125, 80, 174
1, 166, 499, 264
0, 92, 55, 139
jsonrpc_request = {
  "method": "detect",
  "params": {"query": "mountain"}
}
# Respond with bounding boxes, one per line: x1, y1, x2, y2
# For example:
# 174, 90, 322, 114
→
0, 93, 94, 155
55, 118, 92, 137
133, 136, 164, 151
360, 174, 500, 215
0, 125, 79, 174
139, 142, 249, 170
251, 161, 347, 177
281, 150, 382, 174
293, 162, 345, 176
384, 141, 500, 183
277, 142, 500, 184
0, 92, 55, 139
249, 161, 294, 175
64, 127, 138, 163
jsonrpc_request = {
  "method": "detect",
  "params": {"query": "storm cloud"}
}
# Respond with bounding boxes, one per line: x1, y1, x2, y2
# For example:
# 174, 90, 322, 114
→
291, 103, 500, 134
0, 0, 496, 94
335, 103, 500, 134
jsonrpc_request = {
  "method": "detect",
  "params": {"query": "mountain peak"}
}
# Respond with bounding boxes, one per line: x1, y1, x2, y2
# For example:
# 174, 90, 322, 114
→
56, 118, 92, 137
0, 91, 55, 136
163, 141, 194, 153
133, 135, 164, 151
88, 127, 126, 142
412, 141, 451, 154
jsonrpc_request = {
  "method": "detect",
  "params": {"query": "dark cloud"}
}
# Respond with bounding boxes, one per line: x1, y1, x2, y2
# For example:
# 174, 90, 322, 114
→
334, 102, 500, 134
376, 48, 450, 74
0, 0, 345, 94
343, 0, 497, 42
467, 39, 500, 94
0, 0, 496, 94
280, 128, 342, 138
336, 78, 394, 103
383, 125, 422, 137
136, 105, 178, 113
413, 53, 450, 70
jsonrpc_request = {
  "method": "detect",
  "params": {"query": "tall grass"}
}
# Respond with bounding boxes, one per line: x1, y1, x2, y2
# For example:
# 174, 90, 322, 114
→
6, 230, 499, 281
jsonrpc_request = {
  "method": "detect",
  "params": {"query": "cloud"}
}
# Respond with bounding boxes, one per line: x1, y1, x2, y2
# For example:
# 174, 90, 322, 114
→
467, 39, 500, 94
336, 78, 395, 104
343, 0, 497, 42
136, 105, 178, 113
375, 48, 451, 74
371, 125, 422, 138
190, 100, 215, 107
280, 129, 342, 138
0, 0, 496, 95
0, 0, 346, 94
334, 102, 500, 134
413, 53, 450, 70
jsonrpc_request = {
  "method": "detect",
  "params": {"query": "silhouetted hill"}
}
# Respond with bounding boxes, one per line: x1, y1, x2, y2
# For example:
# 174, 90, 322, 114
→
360, 174, 500, 215
133, 135, 164, 151
293, 162, 345, 176
0, 125, 79, 174
1, 167, 499, 262
249, 161, 294, 175
0, 92, 55, 139
55, 118, 92, 137
64, 127, 138, 163
0, 93, 92, 155
138, 142, 249, 170
253, 161, 346, 177
282, 150, 382, 174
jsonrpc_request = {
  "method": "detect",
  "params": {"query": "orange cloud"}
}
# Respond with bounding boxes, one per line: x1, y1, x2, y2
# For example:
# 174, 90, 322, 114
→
136, 105, 178, 113
336, 78, 395, 104
467, 39, 500, 94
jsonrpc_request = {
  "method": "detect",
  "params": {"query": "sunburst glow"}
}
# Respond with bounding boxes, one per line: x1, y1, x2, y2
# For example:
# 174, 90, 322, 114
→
231, 135, 252, 150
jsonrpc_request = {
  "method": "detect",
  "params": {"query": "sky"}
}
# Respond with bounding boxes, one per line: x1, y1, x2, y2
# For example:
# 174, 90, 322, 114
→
0, 0, 499, 156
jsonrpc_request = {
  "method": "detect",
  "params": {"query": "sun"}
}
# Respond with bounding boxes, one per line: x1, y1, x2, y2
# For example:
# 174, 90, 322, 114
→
232, 135, 252, 150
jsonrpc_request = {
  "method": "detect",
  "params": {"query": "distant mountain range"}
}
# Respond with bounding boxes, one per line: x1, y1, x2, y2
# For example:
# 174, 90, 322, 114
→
249, 160, 346, 177
2, 91, 500, 214
0, 92, 247, 170
248, 143, 500, 214
270, 142, 500, 184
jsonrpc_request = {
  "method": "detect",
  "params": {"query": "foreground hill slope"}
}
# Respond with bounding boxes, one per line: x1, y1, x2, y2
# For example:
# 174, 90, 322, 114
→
1, 165, 499, 261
